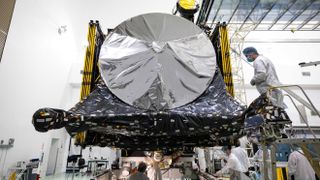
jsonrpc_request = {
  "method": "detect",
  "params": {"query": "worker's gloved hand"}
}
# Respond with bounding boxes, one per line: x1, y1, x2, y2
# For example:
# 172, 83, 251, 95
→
250, 79, 255, 86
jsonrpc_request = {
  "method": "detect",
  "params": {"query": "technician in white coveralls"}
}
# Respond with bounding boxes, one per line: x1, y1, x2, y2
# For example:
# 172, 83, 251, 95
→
242, 47, 285, 108
214, 145, 250, 180
288, 149, 318, 180
253, 146, 271, 180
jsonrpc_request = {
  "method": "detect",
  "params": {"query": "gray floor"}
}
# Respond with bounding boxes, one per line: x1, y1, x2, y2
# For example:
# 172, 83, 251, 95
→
41, 173, 182, 180
41, 173, 94, 180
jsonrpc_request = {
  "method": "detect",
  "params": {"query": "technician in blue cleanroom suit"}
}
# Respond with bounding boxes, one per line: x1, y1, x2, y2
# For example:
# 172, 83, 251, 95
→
242, 47, 285, 108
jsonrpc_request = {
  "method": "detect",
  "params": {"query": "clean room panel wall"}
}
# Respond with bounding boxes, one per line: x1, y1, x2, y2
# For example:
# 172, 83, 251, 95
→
0, 0, 176, 178
0, 0, 77, 178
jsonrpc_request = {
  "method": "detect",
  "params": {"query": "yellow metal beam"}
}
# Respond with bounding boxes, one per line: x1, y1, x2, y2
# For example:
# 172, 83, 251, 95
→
219, 25, 234, 97
76, 22, 97, 144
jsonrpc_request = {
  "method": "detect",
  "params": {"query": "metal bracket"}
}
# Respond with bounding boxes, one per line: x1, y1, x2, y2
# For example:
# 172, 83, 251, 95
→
299, 61, 320, 67
0, 144, 13, 149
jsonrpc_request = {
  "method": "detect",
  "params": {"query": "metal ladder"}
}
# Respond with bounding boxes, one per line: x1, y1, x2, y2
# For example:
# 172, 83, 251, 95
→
266, 85, 320, 179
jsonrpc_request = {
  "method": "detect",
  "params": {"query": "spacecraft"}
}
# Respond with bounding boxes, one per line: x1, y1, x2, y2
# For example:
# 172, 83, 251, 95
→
32, 13, 291, 151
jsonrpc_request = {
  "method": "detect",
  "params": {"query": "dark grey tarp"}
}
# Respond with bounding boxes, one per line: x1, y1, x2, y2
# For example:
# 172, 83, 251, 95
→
33, 68, 246, 150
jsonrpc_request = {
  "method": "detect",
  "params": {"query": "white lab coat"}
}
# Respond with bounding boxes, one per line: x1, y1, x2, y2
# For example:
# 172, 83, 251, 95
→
147, 162, 162, 180
238, 136, 251, 149
252, 55, 284, 108
195, 148, 207, 172
216, 147, 250, 180
231, 147, 250, 173
129, 172, 150, 180
253, 149, 271, 180
288, 151, 316, 180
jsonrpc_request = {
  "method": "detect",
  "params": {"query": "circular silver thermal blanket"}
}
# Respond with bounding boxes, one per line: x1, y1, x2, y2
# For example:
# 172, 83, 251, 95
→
99, 13, 216, 110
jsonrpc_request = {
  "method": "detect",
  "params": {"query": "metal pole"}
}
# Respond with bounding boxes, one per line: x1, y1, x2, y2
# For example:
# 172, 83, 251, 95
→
71, 162, 75, 180
270, 144, 277, 180
262, 142, 269, 180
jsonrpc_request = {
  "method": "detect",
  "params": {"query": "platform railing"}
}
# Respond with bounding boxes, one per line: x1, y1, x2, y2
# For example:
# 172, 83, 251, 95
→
268, 84, 320, 119
265, 85, 320, 180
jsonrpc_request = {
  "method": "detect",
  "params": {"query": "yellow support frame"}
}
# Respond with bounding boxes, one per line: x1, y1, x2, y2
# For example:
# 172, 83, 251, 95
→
219, 25, 234, 97
75, 22, 97, 144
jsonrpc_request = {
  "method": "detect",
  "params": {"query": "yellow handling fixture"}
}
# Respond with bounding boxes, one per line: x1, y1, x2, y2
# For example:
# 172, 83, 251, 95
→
75, 22, 97, 144
219, 25, 234, 97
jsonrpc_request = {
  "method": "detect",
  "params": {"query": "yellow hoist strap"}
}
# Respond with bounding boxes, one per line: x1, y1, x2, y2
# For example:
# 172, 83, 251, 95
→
219, 25, 234, 97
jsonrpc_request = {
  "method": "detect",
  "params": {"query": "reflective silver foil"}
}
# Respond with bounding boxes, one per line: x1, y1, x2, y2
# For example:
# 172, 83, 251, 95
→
99, 13, 216, 110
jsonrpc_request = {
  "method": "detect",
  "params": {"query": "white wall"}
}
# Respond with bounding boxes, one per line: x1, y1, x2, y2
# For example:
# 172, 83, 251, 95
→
0, 0, 176, 178
243, 30, 320, 127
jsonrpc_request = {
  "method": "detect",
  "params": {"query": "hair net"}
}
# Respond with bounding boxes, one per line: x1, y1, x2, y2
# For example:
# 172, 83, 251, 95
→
243, 47, 258, 55
138, 162, 147, 172
222, 145, 232, 152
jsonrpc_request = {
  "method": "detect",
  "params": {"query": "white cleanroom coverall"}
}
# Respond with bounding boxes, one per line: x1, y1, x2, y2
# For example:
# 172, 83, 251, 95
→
288, 151, 316, 180
129, 172, 150, 180
216, 147, 250, 180
195, 147, 207, 172
147, 162, 162, 180
231, 147, 250, 173
251, 55, 284, 108
253, 148, 271, 180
